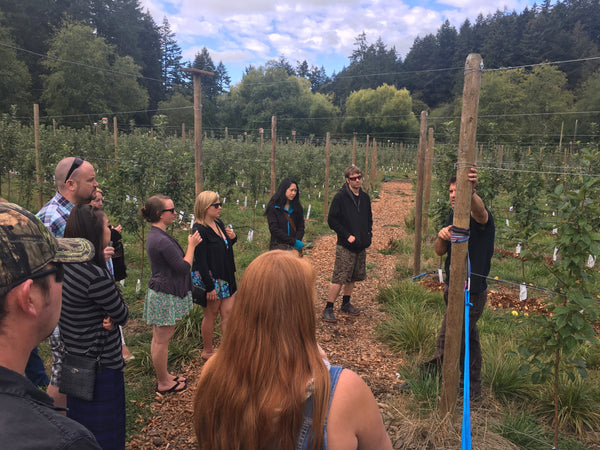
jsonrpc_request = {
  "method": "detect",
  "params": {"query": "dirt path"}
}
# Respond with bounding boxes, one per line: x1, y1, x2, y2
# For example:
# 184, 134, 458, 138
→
128, 179, 414, 449
311, 179, 411, 398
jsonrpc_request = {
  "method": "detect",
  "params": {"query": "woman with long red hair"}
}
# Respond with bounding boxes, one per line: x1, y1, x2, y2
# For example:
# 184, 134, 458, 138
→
193, 250, 391, 449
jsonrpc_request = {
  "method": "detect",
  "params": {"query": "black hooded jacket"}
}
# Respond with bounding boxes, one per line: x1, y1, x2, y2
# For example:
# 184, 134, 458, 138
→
327, 183, 372, 253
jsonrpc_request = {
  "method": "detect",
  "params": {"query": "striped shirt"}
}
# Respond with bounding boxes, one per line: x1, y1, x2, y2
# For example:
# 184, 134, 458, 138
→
60, 262, 129, 370
36, 192, 73, 238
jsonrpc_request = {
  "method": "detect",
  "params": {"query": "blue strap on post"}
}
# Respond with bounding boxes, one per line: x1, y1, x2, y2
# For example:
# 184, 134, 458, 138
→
451, 225, 472, 450
462, 258, 472, 450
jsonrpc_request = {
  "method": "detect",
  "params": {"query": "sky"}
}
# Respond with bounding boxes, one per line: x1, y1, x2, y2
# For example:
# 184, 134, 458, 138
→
139, 0, 541, 86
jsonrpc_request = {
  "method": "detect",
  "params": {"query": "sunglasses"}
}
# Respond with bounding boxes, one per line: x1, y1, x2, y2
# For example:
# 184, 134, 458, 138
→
211, 203, 222, 208
64, 157, 84, 183
348, 175, 362, 181
162, 208, 176, 214
29, 263, 64, 284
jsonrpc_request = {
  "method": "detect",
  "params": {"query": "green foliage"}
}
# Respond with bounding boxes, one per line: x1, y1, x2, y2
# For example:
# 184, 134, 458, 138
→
535, 373, 600, 435
376, 282, 442, 354
343, 84, 419, 137
511, 148, 600, 446
217, 66, 339, 136
41, 21, 148, 126
481, 335, 534, 402
494, 409, 551, 450
0, 18, 31, 115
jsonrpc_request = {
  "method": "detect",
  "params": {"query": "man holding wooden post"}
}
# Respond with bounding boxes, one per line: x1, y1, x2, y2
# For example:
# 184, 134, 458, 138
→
428, 165, 495, 400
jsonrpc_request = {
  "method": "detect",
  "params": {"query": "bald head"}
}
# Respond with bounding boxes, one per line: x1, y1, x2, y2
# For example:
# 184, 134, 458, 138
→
55, 157, 98, 204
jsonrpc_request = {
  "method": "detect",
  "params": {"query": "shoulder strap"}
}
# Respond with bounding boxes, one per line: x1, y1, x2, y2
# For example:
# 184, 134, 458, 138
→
285, 211, 297, 233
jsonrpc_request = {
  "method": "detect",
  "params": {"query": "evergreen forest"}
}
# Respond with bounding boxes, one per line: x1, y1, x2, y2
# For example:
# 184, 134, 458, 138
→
0, 0, 599, 146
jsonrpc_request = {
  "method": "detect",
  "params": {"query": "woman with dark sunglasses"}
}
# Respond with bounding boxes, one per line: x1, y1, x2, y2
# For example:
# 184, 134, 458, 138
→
140, 195, 202, 395
61, 204, 129, 449
192, 191, 237, 360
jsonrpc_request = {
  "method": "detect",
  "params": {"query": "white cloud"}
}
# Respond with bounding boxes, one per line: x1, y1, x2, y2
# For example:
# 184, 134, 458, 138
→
140, 0, 537, 83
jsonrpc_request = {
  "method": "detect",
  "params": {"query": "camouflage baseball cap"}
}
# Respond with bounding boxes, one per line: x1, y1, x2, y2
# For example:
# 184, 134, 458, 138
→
0, 202, 95, 295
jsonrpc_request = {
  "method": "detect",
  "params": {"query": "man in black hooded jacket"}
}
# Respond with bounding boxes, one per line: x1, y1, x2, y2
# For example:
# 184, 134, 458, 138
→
323, 165, 373, 323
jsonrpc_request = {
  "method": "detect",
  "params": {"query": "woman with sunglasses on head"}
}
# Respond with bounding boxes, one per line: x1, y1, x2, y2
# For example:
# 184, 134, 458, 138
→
265, 177, 305, 251
191, 191, 237, 360
141, 195, 202, 394
60, 204, 129, 449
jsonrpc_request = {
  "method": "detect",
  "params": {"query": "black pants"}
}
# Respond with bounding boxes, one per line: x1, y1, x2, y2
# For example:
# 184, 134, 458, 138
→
433, 286, 487, 396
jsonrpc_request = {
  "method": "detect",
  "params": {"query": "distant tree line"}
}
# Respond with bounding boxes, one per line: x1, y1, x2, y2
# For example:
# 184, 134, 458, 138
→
0, 0, 599, 145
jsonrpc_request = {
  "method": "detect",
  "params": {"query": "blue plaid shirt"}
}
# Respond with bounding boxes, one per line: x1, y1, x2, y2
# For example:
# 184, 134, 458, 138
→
36, 192, 74, 238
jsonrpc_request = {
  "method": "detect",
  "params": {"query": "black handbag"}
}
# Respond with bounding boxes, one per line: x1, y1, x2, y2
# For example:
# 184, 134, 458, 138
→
59, 353, 100, 401
192, 284, 207, 306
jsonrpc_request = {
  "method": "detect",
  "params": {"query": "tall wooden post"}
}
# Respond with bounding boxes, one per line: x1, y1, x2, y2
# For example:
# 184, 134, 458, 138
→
113, 117, 118, 166
352, 132, 357, 165
422, 127, 435, 236
497, 145, 504, 168
181, 67, 214, 196
440, 53, 483, 417
413, 111, 427, 275
270, 116, 277, 194
260, 128, 264, 152
364, 135, 370, 183
181, 123, 186, 153
370, 138, 377, 192
324, 132, 331, 222
34, 104, 42, 209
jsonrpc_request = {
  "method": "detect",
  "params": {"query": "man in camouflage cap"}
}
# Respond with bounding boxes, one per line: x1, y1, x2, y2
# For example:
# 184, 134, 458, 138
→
0, 202, 100, 449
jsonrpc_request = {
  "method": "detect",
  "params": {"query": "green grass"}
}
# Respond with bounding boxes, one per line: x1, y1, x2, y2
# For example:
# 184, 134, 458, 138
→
493, 408, 551, 450
377, 277, 600, 448
535, 373, 600, 436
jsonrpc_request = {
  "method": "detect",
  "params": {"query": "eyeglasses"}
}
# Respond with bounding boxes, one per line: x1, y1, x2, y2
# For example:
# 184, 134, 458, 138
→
64, 157, 84, 183
211, 203, 222, 208
162, 208, 176, 214
348, 175, 362, 181
29, 263, 64, 283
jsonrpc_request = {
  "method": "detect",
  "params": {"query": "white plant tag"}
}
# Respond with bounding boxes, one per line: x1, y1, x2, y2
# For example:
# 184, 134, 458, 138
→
438, 268, 443, 282
247, 229, 254, 242
520, 283, 527, 301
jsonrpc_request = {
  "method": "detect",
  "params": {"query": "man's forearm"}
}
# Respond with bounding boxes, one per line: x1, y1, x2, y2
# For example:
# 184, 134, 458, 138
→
435, 236, 448, 256
471, 193, 488, 225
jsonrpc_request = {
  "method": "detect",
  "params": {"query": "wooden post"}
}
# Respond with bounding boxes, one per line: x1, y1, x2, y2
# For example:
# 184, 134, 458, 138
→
370, 138, 377, 192
413, 111, 427, 275
292, 130, 296, 152
422, 127, 435, 236
182, 123, 186, 153
113, 117, 118, 166
558, 121, 564, 155
34, 104, 42, 209
260, 128, 264, 152
352, 132, 357, 165
364, 135, 370, 184
270, 115, 277, 195
324, 132, 331, 222
497, 144, 504, 168
440, 53, 483, 417
180, 67, 214, 196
